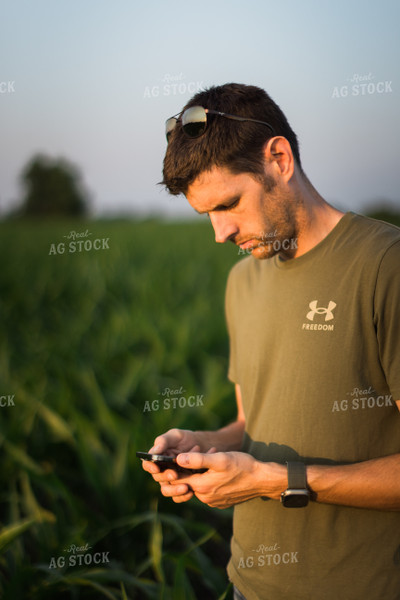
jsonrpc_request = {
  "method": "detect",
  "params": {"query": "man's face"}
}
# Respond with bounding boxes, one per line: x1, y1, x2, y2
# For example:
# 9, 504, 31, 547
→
186, 164, 299, 260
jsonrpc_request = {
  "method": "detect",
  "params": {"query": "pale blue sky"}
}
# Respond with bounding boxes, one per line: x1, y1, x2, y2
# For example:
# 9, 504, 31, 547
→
1, 0, 399, 217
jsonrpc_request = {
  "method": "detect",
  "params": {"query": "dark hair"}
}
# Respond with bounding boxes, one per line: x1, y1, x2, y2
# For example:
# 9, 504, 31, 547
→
162, 83, 302, 196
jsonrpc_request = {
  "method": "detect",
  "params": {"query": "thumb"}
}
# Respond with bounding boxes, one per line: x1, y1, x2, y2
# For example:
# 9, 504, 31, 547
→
176, 451, 225, 471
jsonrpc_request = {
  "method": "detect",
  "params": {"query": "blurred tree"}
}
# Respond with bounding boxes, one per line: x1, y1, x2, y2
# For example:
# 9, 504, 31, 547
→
18, 154, 90, 217
364, 201, 400, 227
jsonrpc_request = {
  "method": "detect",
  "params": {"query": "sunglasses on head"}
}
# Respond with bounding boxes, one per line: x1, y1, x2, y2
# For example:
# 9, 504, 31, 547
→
165, 105, 274, 141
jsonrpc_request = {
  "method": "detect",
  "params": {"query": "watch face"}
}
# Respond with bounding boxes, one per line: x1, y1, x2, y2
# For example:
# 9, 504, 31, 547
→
281, 490, 310, 508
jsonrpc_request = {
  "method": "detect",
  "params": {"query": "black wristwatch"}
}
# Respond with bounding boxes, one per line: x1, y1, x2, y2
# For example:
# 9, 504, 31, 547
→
280, 462, 310, 508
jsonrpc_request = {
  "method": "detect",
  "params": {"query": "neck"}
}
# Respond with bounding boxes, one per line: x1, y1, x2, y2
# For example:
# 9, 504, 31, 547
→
289, 172, 345, 259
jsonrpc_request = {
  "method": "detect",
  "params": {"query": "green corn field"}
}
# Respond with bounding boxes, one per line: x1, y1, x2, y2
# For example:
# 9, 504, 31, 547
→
2, 210, 397, 599
0, 218, 239, 599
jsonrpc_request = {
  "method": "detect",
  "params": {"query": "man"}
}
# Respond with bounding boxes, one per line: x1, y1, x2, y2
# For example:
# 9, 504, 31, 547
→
142, 83, 400, 599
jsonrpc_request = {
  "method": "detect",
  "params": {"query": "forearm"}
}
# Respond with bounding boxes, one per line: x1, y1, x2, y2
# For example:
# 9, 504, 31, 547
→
194, 419, 245, 453
307, 453, 400, 511
256, 453, 400, 511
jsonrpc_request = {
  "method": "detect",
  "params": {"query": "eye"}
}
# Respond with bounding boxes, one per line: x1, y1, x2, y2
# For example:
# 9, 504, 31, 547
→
225, 198, 240, 211
214, 197, 240, 212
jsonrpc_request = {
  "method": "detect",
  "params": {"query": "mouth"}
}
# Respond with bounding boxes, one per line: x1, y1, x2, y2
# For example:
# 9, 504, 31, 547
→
238, 239, 255, 250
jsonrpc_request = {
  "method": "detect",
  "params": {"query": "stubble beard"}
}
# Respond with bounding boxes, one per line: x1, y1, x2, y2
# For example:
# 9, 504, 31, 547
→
247, 174, 299, 260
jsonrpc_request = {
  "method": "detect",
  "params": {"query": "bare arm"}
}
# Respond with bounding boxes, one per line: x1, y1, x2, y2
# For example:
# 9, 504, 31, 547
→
192, 383, 245, 452
307, 406, 400, 511
307, 399, 400, 510
168, 398, 400, 511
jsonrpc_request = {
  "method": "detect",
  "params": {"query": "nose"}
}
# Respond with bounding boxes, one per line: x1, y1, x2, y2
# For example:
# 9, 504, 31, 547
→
209, 212, 239, 244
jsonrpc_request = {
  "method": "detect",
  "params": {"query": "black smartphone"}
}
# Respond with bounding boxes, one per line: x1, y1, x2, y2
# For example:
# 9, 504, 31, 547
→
136, 451, 207, 474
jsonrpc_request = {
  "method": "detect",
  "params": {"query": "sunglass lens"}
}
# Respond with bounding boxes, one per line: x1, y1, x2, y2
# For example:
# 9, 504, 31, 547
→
165, 117, 178, 140
182, 106, 207, 137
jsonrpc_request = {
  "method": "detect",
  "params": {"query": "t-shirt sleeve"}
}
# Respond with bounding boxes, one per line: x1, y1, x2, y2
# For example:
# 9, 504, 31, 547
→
374, 239, 400, 401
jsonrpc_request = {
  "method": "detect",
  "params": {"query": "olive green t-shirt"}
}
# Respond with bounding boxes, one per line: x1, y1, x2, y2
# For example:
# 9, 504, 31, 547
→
225, 212, 400, 600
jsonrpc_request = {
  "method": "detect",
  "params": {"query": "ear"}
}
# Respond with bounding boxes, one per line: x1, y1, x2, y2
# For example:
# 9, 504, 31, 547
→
263, 136, 294, 182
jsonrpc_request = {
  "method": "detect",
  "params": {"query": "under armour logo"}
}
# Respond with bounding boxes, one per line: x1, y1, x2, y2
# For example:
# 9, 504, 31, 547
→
306, 300, 336, 322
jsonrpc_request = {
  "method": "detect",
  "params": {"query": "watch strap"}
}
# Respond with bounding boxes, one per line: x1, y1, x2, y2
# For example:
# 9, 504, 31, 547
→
287, 461, 307, 489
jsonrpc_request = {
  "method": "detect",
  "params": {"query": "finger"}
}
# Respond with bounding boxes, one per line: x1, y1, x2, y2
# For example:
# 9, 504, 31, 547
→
141, 459, 161, 474
151, 468, 179, 483
149, 428, 184, 454
160, 482, 191, 499
148, 438, 169, 454
172, 491, 194, 503
188, 444, 201, 452
206, 447, 217, 454
141, 459, 180, 482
